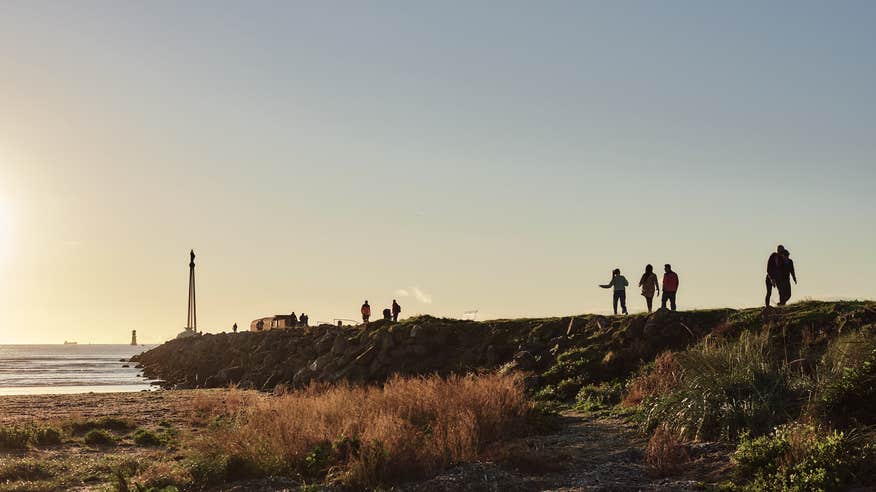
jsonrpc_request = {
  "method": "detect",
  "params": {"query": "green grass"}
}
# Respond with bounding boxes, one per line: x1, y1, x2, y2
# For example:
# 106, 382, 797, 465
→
83, 429, 116, 447
132, 428, 164, 447
68, 416, 134, 435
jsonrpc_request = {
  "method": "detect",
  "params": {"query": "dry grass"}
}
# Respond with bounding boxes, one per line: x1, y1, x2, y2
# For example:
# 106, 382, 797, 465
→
622, 352, 680, 407
185, 373, 529, 488
644, 425, 690, 477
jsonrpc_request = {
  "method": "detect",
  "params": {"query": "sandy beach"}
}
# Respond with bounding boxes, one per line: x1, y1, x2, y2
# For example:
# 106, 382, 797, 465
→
0, 389, 202, 425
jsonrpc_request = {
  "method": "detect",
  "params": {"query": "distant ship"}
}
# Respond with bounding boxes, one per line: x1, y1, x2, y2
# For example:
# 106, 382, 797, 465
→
63, 341, 78, 345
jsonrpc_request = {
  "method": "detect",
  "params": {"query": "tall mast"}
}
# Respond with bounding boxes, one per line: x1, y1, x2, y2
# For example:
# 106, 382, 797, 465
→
187, 250, 197, 332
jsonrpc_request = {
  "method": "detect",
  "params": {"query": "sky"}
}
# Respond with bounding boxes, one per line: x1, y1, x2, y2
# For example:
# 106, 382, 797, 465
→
1, 1, 874, 344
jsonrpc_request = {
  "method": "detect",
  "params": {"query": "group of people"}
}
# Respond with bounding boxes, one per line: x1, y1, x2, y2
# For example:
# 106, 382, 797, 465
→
600, 264, 680, 315
597, 245, 800, 316
766, 245, 797, 307
360, 299, 402, 324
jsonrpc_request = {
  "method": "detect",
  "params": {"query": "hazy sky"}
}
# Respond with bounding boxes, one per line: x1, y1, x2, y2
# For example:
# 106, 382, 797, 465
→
1, 1, 875, 343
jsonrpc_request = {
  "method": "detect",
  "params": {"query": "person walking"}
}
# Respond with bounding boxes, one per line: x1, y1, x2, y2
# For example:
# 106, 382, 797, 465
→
361, 301, 371, 324
638, 264, 660, 313
765, 245, 787, 307
599, 269, 629, 315
391, 299, 401, 322
661, 264, 679, 311
777, 249, 797, 306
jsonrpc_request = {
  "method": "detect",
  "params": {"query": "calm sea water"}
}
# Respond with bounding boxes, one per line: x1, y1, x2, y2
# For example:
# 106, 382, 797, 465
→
0, 344, 158, 395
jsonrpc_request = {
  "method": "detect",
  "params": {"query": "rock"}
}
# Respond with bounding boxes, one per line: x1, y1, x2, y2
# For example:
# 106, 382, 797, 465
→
511, 351, 537, 371
315, 333, 335, 353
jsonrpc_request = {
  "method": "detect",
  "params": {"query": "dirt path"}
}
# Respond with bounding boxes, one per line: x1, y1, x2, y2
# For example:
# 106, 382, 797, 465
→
403, 411, 733, 492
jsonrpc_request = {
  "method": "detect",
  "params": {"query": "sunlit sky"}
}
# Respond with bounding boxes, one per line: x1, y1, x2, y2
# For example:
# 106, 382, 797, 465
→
1, 1, 875, 344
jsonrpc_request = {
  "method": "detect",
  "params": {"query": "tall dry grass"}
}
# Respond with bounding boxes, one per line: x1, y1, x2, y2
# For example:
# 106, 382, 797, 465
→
185, 373, 529, 488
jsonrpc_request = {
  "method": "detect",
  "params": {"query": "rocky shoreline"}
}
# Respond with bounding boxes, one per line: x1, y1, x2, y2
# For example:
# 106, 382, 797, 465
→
133, 307, 749, 392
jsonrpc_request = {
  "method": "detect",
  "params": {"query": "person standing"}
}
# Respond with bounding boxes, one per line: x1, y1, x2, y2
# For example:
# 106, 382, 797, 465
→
638, 264, 660, 313
391, 299, 401, 322
661, 264, 679, 311
777, 249, 797, 306
299, 313, 309, 326
361, 301, 371, 324
599, 269, 629, 315
765, 245, 787, 307
232, 323, 238, 333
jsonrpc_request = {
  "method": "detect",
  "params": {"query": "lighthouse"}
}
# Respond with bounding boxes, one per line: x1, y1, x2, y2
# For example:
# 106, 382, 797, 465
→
131, 330, 137, 346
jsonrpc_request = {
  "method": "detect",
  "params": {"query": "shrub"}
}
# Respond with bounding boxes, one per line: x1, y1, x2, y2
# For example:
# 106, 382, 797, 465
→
84, 429, 116, 447
132, 428, 164, 447
640, 329, 806, 441
0, 424, 32, 450
132, 461, 189, 491
33, 425, 63, 446
576, 381, 624, 412
644, 425, 690, 477
733, 423, 876, 491
186, 373, 529, 488
818, 345, 876, 428
69, 416, 135, 435
542, 347, 591, 385
622, 352, 681, 407
0, 460, 53, 481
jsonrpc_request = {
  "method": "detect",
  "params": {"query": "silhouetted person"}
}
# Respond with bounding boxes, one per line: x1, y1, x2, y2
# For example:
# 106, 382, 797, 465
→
289, 312, 298, 327
777, 250, 797, 306
232, 323, 238, 333
256, 320, 264, 331
392, 300, 401, 322
299, 313, 309, 326
661, 264, 679, 311
639, 264, 660, 313
383, 308, 392, 320
765, 244, 787, 307
600, 268, 629, 315
361, 301, 371, 324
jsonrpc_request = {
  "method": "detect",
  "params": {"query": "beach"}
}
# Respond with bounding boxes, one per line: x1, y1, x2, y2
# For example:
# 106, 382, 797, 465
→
0, 389, 199, 425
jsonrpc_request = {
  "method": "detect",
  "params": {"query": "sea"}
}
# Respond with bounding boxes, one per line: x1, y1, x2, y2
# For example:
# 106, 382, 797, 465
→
0, 344, 158, 395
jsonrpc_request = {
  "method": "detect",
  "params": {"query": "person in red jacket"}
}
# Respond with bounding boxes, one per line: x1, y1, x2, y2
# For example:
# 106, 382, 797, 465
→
661, 264, 679, 311
361, 300, 371, 324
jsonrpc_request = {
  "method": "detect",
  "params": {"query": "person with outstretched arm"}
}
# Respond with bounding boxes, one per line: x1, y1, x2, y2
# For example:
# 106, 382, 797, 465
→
661, 264, 679, 311
600, 268, 629, 315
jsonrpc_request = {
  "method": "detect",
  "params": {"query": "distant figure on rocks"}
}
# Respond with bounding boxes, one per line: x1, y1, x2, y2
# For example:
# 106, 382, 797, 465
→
289, 312, 298, 327
661, 264, 679, 311
383, 308, 392, 320
392, 300, 401, 322
232, 323, 238, 333
638, 264, 660, 313
765, 245, 787, 307
361, 301, 371, 324
299, 313, 309, 326
600, 268, 629, 315
777, 249, 797, 306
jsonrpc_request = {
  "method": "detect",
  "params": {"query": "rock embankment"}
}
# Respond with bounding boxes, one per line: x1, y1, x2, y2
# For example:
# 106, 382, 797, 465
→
132, 301, 876, 391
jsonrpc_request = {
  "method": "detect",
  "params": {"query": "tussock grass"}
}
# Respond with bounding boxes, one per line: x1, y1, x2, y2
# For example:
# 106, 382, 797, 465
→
645, 425, 690, 477
184, 373, 529, 488
640, 329, 806, 441
0, 423, 64, 450
67, 416, 134, 435
83, 429, 116, 447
